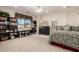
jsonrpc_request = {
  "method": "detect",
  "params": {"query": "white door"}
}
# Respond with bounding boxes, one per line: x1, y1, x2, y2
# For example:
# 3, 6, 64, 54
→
51, 21, 57, 30
50, 21, 57, 35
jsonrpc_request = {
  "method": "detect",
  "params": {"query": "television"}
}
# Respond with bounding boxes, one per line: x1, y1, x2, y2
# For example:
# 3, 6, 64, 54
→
17, 18, 24, 25
17, 18, 32, 30
17, 18, 25, 31
24, 19, 31, 25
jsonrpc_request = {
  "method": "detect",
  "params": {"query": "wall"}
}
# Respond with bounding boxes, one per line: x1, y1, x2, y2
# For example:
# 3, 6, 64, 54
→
39, 11, 67, 26
67, 10, 79, 26
39, 8, 79, 26
36, 8, 79, 34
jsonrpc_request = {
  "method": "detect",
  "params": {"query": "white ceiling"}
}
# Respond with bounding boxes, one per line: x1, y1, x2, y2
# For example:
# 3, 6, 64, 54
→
4, 6, 79, 16
15, 6, 65, 16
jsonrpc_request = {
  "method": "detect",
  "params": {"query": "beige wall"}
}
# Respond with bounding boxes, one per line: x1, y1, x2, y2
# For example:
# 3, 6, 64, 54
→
67, 10, 79, 26
39, 11, 67, 26
39, 8, 79, 26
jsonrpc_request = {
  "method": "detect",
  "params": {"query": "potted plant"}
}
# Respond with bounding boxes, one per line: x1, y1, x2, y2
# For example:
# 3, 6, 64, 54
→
0, 11, 10, 20
0, 11, 3, 19
3, 12, 10, 17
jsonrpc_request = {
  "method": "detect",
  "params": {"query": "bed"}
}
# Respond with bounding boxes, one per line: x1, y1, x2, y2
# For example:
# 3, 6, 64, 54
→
50, 26, 79, 51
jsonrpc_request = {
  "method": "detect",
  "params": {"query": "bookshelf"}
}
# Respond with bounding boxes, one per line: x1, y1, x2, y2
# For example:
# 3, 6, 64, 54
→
32, 21, 37, 33
0, 17, 9, 41
0, 17, 18, 41
15, 12, 33, 36
0, 12, 34, 41
8, 17, 18, 39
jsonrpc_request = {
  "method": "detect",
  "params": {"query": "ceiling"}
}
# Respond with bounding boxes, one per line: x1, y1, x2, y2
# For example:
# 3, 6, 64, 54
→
4, 6, 79, 16
15, 6, 65, 16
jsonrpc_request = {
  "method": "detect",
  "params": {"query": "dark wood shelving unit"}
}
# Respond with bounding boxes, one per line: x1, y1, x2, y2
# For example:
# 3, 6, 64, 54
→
32, 21, 37, 33
0, 17, 18, 40
17, 30, 31, 37
8, 17, 18, 39
15, 12, 34, 36
0, 12, 34, 41
0, 17, 9, 41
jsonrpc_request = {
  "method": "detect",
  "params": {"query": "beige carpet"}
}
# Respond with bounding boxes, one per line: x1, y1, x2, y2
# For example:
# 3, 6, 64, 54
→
0, 34, 71, 52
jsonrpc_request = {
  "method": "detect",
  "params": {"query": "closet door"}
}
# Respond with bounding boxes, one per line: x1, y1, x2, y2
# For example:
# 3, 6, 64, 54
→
50, 21, 57, 36
51, 21, 57, 30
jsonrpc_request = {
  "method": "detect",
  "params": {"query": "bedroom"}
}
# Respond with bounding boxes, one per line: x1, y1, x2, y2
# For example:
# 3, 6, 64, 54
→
0, 6, 79, 52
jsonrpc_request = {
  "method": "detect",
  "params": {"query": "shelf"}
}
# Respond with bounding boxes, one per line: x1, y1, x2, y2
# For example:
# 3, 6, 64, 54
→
0, 36, 9, 41
0, 15, 34, 40
10, 18, 17, 22
0, 19, 6, 22
0, 32, 9, 35
0, 28, 9, 30
0, 17, 18, 40
10, 21, 17, 22
0, 24, 8, 26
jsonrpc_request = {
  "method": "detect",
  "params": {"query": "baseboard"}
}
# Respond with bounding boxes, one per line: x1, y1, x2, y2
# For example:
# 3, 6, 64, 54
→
49, 42, 79, 52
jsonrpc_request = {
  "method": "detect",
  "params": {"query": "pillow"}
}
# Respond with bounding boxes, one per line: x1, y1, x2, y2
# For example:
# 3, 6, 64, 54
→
56, 26, 63, 30
63, 25, 70, 31
70, 26, 79, 31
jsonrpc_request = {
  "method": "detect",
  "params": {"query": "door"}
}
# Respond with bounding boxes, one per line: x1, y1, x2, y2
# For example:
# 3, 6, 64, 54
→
51, 21, 57, 30
50, 21, 57, 35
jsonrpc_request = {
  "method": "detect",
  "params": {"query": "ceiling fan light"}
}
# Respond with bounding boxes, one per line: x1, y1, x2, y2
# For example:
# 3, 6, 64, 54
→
36, 9, 42, 13
46, 10, 48, 13
35, 6, 42, 13
63, 6, 67, 8
14, 6, 18, 8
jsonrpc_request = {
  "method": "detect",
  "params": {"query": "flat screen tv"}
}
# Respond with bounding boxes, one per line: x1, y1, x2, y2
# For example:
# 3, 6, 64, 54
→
17, 18, 24, 25
17, 18, 32, 30
24, 19, 31, 25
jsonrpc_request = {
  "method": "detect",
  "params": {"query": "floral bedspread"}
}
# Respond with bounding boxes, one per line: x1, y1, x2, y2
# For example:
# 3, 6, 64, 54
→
50, 30, 79, 50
